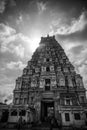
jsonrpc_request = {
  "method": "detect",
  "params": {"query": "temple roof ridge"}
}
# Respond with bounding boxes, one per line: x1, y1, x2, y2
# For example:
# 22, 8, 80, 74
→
40, 35, 56, 44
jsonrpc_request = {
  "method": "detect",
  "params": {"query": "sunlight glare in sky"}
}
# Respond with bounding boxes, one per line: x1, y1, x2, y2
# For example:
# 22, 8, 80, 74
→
29, 35, 40, 52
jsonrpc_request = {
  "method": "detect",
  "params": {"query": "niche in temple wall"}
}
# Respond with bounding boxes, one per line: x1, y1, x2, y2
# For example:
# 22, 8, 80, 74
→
22, 84, 27, 89
15, 98, 19, 104
51, 77, 56, 86
20, 94, 25, 98
57, 76, 65, 86
34, 101, 41, 111
22, 78, 29, 89
28, 70, 32, 75
66, 59, 70, 64
31, 78, 37, 87
50, 66, 54, 71
23, 68, 27, 75
35, 67, 39, 73
57, 66, 61, 72
55, 58, 58, 62
40, 79, 45, 88
70, 65, 75, 73
63, 67, 69, 73
41, 66, 46, 72
67, 76, 73, 87
15, 82, 20, 90
76, 76, 84, 88
62, 54, 67, 59
59, 59, 63, 64
15, 77, 22, 89
14, 93, 20, 98
28, 61, 31, 66
59, 77, 65, 86
34, 101, 41, 119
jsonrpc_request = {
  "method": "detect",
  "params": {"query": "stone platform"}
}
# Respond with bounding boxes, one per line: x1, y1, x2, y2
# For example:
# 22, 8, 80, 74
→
0, 122, 87, 130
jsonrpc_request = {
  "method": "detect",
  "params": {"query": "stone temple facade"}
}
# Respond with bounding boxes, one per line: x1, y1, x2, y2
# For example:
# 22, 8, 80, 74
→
8, 35, 87, 127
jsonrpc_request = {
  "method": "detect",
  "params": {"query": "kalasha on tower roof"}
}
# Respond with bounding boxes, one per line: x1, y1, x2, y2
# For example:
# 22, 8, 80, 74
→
39, 35, 62, 48
40, 35, 55, 44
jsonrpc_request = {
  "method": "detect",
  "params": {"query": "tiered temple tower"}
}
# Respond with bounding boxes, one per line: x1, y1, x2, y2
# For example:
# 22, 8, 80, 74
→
9, 35, 87, 126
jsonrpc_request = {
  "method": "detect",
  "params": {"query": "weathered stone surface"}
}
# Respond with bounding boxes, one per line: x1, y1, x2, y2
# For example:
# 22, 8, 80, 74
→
11, 36, 87, 126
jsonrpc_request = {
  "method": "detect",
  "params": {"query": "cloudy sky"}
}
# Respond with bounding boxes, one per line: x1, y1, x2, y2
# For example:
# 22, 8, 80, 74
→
0, 0, 87, 103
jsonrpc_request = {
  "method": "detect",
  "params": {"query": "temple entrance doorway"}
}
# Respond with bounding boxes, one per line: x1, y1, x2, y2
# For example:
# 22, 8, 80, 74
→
41, 100, 54, 122
1, 109, 9, 122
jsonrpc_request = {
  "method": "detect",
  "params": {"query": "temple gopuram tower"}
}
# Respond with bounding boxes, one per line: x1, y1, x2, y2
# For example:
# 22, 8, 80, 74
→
9, 35, 87, 127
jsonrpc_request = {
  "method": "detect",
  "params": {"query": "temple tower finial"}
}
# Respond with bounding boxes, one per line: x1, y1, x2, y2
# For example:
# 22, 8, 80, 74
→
47, 34, 49, 37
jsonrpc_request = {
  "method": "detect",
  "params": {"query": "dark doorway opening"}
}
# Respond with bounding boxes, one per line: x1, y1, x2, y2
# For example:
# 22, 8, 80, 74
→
41, 101, 54, 122
1, 109, 9, 122
45, 79, 50, 91
46, 67, 50, 72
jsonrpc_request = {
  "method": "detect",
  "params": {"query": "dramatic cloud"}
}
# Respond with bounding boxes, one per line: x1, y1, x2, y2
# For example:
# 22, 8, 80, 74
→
1, 42, 25, 58
6, 61, 26, 70
0, 23, 35, 59
0, 23, 16, 36
50, 11, 87, 35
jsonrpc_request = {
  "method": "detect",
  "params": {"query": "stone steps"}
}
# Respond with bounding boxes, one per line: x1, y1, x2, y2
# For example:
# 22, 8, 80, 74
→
32, 128, 50, 130
32, 127, 58, 130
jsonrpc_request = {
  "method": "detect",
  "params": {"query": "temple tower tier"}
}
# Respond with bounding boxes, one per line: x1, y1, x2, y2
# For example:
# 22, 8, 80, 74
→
9, 35, 87, 127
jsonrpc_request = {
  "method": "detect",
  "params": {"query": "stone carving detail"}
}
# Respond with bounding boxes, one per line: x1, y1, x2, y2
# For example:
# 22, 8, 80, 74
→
75, 75, 84, 88
31, 78, 37, 87
15, 77, 22, 90
59, 76, 65, 86
67, 76, 73, 87
51, 77, 56, 86
13, 36, 86, 124
40, 79, 45, 88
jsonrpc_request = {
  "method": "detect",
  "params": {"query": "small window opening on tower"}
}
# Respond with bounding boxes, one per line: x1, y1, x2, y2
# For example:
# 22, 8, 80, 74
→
47, 51, 49, 54
46, 58, 49, 62
80, 96, 85, 103
46, 67, 50, 72
65, 113, 70, 121
45, 79, 50, 84
19, 110, 26, 116
74, 113, 81, 120
11, 110, 17, 116
45, 79, 50, 91
66, 99, 71, 105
